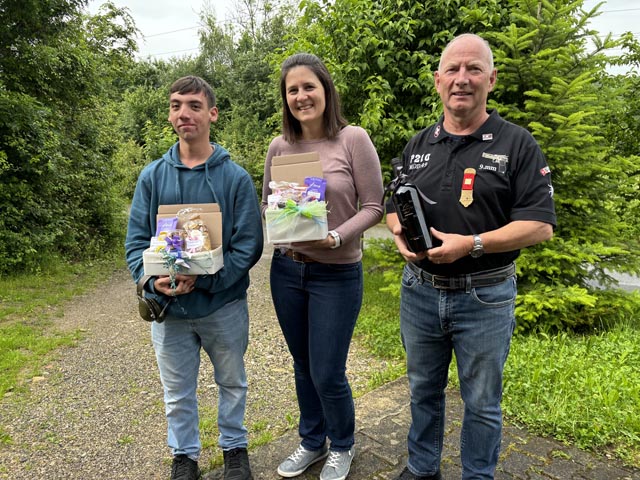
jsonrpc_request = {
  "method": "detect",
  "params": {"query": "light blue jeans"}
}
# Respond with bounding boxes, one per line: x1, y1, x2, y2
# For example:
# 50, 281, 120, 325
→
151, 298, 249, 460
400, 264, 516, 480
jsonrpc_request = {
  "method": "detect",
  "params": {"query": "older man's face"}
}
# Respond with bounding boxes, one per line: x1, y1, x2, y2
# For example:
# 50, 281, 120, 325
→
435, 36, 497, 121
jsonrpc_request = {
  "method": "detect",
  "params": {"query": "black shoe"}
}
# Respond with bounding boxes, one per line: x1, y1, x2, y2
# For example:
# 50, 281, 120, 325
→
396, 466, 442, 480
171, 454, 201, 480
223, 447, 253, 480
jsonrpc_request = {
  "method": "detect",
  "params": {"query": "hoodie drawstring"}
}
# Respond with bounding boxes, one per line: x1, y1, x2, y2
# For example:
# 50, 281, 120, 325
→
166, 142, 223, 205
205, 161, 221, 205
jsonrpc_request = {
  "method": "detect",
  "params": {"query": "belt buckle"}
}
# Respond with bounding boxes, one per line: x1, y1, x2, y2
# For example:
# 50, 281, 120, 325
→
291, 251, 306, 263
431, 275, 449, 289
432, 275, 465, 290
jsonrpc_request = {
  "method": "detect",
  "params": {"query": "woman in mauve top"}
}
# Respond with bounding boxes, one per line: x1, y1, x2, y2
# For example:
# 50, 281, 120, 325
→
261, 53, 384, 480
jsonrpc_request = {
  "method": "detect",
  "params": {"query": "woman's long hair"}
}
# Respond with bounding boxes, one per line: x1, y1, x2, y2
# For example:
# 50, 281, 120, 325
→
280, 53, 348, 143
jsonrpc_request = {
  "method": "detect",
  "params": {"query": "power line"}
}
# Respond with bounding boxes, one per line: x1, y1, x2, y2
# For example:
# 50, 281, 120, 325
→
137, 7, 640, 58
141, 46, 201, 57
141, 18, 227, 39
597, 31, 640, 40
601, 8, 640, 13
145, 26, 199, 38
135, 3, 640, 40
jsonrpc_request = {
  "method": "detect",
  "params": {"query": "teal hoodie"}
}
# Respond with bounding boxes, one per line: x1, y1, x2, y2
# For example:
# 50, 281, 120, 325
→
125, 142, 263, 319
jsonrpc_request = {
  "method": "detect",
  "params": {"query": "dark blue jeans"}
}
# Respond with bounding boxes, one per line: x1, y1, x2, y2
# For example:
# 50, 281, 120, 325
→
270, 249, 363, 451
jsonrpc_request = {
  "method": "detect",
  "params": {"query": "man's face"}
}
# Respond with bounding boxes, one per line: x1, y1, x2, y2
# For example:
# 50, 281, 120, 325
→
168, 90, 218, 142
435, 37, 497, 121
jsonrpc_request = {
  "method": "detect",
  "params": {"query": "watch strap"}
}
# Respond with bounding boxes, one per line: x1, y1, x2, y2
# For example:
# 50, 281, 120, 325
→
329, 230, 341, 249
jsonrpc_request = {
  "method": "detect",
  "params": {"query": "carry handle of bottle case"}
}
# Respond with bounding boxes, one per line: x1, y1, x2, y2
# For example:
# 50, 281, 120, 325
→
382, 157, 404, 205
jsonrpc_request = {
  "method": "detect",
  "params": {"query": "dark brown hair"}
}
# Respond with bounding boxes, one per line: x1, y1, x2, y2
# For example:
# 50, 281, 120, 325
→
169, 76, 216, 108
280, 53, 347, 143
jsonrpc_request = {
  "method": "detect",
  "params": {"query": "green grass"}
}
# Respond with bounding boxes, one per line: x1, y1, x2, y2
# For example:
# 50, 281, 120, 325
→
118, 435, 134, 445
0, 251, 125, 401
503, 324, 640, 465
357, 241, 407, 390
358, 241, 640, 467
202, 414, 278, 471
357, 239, 405, 381
0, 323, 80, 399
2, 241, 638, 467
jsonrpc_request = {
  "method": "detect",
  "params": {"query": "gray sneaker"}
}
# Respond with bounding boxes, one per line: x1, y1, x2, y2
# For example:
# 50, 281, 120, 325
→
277, 444, 329, 477
319, 447, 355, 480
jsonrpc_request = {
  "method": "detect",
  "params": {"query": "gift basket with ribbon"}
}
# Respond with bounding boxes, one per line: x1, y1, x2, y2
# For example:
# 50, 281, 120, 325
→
143, 204, 224, 277
265, 177, 328, 243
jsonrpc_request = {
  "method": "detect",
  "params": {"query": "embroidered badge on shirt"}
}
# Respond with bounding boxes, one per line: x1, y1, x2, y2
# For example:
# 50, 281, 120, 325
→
482, 133, 493, 141
459, 168, 476, 207
434, 125, 441, 138
540, 166, 551, 176
481, 152, 509, 174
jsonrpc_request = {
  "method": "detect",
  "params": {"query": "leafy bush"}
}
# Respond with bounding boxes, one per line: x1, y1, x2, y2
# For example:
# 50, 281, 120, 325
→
0, 1, 136, 274
286, 0, 640, 331
364, 241, 640, 335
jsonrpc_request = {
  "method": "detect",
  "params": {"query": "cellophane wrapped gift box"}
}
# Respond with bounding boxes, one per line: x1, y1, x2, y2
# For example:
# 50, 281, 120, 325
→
266, 152, 328, 243
265, 200, 328, 243
143, 203, 223, 275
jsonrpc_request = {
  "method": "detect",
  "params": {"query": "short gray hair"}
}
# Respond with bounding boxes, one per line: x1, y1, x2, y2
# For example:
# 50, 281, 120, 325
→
438, 33, 494, 71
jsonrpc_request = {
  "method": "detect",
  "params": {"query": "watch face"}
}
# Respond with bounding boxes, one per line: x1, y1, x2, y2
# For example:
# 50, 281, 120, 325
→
470, 236, 483, 258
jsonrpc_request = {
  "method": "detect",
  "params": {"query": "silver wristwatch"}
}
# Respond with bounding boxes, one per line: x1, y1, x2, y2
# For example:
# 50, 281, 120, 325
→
329, 230, 342, 249
469, 234, 484, 258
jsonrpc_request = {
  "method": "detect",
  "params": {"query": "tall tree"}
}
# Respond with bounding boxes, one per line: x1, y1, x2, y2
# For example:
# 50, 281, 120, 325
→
196, 0, 297, 189
285, 0, 640, 330
487, 0, 640, 330
600, 35, 640, 245
0, 0, 138, 273
288, 0, 512, 163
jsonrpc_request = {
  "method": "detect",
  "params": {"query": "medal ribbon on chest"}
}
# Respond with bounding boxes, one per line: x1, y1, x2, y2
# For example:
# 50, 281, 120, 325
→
459, 168, 476, 207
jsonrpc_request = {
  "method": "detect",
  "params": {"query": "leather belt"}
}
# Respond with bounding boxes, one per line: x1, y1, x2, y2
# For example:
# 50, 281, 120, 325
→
281, 249, 316, 263
407, 262, 515, 290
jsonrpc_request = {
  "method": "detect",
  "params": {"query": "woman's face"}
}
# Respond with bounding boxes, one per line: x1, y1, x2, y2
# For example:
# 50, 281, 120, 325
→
284, 66, 326, 133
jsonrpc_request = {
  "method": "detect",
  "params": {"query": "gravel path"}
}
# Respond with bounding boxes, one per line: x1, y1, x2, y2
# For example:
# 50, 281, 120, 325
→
0, 248, 389, 479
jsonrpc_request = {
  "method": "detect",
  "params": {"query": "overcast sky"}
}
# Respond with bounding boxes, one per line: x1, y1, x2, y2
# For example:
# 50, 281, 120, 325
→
87, 0, 234, 59
583, 0, 640, 44
87, 0, 639, 64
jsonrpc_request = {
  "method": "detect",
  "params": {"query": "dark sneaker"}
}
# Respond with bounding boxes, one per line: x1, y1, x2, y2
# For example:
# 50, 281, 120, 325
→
319, 447, 355, 480
223, 447, 253, 480
395, 466, 442, 480
277, 443, 329, 477
171, 454, 200, 480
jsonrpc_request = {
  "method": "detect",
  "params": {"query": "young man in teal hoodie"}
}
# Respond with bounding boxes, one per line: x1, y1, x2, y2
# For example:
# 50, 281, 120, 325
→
125, 76, 263, 480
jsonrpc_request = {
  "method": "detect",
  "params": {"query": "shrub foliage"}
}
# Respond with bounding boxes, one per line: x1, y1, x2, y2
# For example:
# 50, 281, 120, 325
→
2, 0, 639, 332
283, 0, 640, 331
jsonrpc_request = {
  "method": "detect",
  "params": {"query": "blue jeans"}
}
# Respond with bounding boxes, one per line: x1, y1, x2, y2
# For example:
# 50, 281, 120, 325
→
270, 250, 363, 451
151, 298, 249, 460
400, 264, 516, 480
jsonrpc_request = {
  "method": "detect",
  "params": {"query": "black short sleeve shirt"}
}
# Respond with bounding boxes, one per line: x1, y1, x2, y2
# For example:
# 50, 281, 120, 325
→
386, 110, 556, 275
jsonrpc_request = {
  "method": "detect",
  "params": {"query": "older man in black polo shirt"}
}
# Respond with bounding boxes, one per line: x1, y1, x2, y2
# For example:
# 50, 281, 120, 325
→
386, 34, 556, 480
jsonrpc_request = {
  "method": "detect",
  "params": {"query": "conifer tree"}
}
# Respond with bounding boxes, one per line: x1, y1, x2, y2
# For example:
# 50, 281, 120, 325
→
487, 0, 640, 330
287, 0, 640, 330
